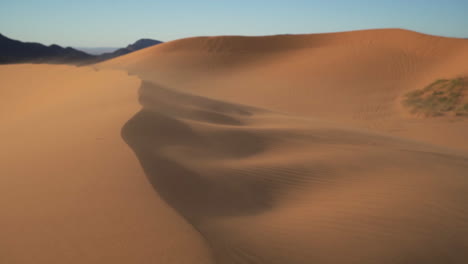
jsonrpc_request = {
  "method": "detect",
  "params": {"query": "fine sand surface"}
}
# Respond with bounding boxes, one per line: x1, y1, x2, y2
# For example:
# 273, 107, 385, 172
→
0, 65, 213, 263
101, 28, 468, 150
1, 29, 468, 263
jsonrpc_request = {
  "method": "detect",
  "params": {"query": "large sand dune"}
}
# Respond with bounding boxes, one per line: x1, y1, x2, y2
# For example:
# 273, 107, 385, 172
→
0, 65, 213, 263
2, 29, 468, 263
102, 28, 468, 149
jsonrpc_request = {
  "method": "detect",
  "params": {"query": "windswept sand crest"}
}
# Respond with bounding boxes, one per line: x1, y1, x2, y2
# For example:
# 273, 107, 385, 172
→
120, 80, 468, 263
101, 28, 468, 150
0, 65, 214, 264
98, 29, 468, 263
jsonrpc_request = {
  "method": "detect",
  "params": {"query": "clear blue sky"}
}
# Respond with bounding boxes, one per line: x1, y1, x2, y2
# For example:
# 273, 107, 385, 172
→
0, 0, 467, 47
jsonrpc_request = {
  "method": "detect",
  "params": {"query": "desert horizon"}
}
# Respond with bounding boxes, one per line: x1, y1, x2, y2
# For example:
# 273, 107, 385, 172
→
1, 1, 468, 263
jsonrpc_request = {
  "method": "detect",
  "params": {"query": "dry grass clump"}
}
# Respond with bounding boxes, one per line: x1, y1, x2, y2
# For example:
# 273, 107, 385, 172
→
404, 77, 468, 117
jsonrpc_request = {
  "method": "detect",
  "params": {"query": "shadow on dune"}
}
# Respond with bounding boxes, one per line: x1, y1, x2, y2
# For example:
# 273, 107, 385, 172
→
121, 81, 274, 224
120, 81, 468, 264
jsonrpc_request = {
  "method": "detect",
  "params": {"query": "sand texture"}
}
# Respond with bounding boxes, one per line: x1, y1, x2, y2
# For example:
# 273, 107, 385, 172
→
2, 29, 468, 263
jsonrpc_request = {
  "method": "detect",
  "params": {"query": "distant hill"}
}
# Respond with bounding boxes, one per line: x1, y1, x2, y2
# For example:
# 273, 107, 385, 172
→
0, 33, 95, 65
74, 47, 119, 55
98, 39, 163, 60
0, 34, 163, 65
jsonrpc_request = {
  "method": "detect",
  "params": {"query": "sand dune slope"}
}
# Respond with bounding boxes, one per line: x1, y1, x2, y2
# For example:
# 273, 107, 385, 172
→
0, 65, 213, 264
97, 29, 468, 263
116, 80, 468, 263
101, 28, 468, 150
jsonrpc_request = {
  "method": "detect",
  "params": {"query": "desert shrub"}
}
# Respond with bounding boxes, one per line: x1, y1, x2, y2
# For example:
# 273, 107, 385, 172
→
403, 77, 467, 117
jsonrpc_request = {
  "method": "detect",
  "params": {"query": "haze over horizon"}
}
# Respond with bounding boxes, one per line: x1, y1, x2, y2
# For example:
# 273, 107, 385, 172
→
0, 0, 467, 47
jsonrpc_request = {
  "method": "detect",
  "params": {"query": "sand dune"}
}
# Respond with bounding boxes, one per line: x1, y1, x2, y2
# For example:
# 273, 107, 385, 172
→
120, 80, 468, 263
101, 28, 468, 150
0, 65, 213, 264
2, 29, 468, 263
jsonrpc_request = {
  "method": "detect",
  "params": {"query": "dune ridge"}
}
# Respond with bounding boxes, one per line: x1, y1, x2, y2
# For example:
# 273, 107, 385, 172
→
118, 79, 468, 264
0, 65, 214, 264
101, 28, 468, 150
99, 29, 468, 263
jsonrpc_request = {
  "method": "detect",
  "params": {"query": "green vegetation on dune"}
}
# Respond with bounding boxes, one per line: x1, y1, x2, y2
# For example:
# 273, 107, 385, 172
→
403, 77, 468, 117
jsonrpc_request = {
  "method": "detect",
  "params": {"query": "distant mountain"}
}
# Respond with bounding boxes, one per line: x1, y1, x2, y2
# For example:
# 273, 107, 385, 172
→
74, 47, 119, 55
0, 33, 95, 65
0, 34, 163, 65
98, 39, 163, 60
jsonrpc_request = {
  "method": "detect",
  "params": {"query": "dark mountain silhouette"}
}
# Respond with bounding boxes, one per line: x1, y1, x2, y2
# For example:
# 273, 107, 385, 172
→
0, 33, 95, 65
74, 47, 119, 55
98, 39, 163, 60
0, 34, 163, 65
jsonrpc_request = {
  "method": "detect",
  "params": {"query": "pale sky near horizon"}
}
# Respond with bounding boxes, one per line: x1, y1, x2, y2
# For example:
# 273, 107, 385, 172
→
0, 0, 467, 47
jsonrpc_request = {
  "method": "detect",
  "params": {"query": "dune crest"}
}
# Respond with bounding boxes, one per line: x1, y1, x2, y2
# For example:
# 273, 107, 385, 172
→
118, 79, 468, 263
0, 65, 213, 264
100, 28, 468, 150
98, 29, 468, 263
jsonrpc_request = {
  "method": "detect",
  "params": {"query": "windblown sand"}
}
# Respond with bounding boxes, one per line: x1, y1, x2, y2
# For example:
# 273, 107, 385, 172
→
2, 29, 468, 263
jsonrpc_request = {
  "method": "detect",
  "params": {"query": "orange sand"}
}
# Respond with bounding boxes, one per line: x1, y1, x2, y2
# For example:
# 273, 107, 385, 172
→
2, 29, 468, 263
